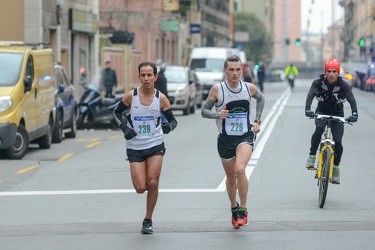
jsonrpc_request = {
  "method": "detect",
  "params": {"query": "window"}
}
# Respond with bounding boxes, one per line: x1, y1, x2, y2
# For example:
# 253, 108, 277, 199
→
0, 53, 24, 86
26, 55, 34, 80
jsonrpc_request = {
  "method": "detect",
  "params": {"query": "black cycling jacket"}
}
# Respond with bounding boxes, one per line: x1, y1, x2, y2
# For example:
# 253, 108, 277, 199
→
305, 75, 358, 116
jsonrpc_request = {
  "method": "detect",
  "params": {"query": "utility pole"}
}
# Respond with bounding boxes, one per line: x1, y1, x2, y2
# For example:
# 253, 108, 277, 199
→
229, 0, 234, 47
281, 0, 289, 62
321, 12, 324, 65
125, 0, 128, 31
331, 0, 335, 58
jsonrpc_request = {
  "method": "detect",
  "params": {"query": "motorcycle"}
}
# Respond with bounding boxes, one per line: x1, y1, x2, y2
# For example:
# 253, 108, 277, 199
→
77, 82, 122, 129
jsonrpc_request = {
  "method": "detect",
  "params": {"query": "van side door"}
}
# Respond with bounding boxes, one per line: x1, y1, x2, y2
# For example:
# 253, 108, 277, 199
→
22, 55, 37, 131
35, 54, 54, 129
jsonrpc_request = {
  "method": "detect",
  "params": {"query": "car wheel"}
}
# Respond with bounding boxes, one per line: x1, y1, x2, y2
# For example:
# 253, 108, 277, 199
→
182, 101, 190, 116
65, 111, 77, 138
52, 110, 63, 143
38, 119, 52, 149
190, 101, 195, 114
77, 113, 86, 129
2, 124, 29, 159
197, 99, 202, 109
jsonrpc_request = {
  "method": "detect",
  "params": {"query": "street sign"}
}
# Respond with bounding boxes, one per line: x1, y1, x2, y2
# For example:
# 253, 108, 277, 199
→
234, 31, 249, 42
190, 24, 201, 34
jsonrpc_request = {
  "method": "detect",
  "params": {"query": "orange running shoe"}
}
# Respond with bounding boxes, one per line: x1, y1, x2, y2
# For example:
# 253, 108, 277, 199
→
231, 202, 240, 229
237, 207, 248, 226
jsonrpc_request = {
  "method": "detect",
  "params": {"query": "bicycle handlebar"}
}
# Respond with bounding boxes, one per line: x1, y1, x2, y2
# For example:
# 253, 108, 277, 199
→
309, 114, 353, 125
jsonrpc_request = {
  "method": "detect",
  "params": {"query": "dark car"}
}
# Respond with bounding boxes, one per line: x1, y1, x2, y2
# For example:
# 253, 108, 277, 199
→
364, 66, 375, 92
52, 63, 78, 143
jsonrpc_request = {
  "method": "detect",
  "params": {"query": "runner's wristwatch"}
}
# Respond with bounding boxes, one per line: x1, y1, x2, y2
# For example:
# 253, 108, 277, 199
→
254, 119, 261, 125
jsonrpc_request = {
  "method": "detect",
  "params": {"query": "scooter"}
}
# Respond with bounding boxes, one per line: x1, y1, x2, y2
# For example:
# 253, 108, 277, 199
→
77, 82, 122, 129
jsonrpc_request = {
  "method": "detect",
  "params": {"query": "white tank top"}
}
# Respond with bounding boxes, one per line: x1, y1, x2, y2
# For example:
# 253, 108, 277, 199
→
126, 88, 163, 150
215, 81, 252, 135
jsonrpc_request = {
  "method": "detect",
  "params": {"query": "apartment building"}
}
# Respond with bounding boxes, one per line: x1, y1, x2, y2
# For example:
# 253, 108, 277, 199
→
0, 0, 99, 91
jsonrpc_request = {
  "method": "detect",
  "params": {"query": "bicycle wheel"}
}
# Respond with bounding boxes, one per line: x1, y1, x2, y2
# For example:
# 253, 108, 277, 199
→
318, 147, 331, 208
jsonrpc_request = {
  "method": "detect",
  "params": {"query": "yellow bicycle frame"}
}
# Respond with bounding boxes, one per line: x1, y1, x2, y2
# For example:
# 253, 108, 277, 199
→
317, 145, 335, 180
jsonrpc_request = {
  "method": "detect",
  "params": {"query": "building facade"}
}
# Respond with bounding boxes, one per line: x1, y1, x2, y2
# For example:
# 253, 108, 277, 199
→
0, 0, 99, 95
268, 0, 302, 64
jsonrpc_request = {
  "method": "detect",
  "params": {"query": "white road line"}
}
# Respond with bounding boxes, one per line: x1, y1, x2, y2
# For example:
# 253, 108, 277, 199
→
252, 89, 291, 159
0, 90, 290, 197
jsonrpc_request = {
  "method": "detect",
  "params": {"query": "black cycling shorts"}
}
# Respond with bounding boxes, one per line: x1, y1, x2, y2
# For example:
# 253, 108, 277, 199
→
126, 143, 166, 163
217, 131, 256, 161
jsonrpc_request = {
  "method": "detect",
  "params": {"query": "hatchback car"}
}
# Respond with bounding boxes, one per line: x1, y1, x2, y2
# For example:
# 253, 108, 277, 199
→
165, 65, 197, 115
191, 71, 204, 108
339, 66, 355, 89
52, 63, 78, 143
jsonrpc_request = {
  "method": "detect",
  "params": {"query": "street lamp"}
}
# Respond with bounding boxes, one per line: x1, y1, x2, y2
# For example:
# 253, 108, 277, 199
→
56, 0, 64, 63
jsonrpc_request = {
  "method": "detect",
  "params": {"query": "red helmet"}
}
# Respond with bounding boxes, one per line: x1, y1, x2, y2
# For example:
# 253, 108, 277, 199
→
325, 58, 340, 74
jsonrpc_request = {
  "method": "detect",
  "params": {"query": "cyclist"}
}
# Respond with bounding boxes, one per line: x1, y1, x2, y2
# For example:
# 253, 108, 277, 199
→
284, 63, 299, 91
305, 58, 358, 184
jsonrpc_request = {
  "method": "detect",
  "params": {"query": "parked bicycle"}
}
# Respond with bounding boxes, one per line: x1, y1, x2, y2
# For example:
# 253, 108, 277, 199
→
309, 114, 352, 208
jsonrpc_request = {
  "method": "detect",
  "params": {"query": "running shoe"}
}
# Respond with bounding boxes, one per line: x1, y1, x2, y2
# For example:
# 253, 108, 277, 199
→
237, 207, 248, 226
332, 165, 340, 184
306, 155, 316, 170
231, 202, 240, 229
141, 218, 153, 234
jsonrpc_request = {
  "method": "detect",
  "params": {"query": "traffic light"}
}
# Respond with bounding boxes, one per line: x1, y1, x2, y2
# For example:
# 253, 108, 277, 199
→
285, 38, 290, 45
255, 64, 260, 70
295, 38, 301, 46
358, 37, 365, 46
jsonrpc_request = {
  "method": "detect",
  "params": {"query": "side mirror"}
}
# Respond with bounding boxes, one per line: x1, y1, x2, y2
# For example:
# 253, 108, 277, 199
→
24, 75, 32, 92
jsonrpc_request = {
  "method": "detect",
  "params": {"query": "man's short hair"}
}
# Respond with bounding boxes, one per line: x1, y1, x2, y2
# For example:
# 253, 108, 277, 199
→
105, 61, 110, 64
224, 55, 242, 69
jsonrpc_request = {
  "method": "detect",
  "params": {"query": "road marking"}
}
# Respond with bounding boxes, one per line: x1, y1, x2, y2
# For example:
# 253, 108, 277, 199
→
0, 90, 290, 196
85, 141, 101, 148
216, 166, 255, 192
252, 89, 291, 160
16, 166, 39, 174
109, 135, 121, 139
58, 153, 74, 161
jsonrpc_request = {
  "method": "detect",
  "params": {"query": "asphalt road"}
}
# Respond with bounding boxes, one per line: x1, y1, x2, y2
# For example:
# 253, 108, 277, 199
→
1, 79, 375, 250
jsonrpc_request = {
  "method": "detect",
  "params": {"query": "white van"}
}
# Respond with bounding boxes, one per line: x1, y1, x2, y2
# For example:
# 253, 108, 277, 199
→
188, 47, 240, 100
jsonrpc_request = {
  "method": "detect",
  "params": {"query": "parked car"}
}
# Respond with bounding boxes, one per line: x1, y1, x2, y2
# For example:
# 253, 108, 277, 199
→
364, 66, 375, 92
52, 63, 77, 143
192, 71, 204, 108
339, 66, 355, 89
340, 61, 368, 89
267, 69, 285, 82
165, 65, 197, 115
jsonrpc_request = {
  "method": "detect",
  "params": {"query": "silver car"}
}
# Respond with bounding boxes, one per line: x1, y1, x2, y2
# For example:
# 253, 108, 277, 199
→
165, 65, 197, 115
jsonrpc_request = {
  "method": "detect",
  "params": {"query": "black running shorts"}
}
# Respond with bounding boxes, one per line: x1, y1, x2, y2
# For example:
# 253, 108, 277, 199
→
217, 131, 256, 160
126, 143, 166, 163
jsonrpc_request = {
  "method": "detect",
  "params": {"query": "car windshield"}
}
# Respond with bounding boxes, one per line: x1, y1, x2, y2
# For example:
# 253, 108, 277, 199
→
164, 68, 187, 83
190, 58, 224, 72
0, 52, 23, 86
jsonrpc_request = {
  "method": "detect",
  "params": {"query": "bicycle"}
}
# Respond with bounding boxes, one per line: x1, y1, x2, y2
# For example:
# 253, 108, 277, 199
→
310, 114, 352, 208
